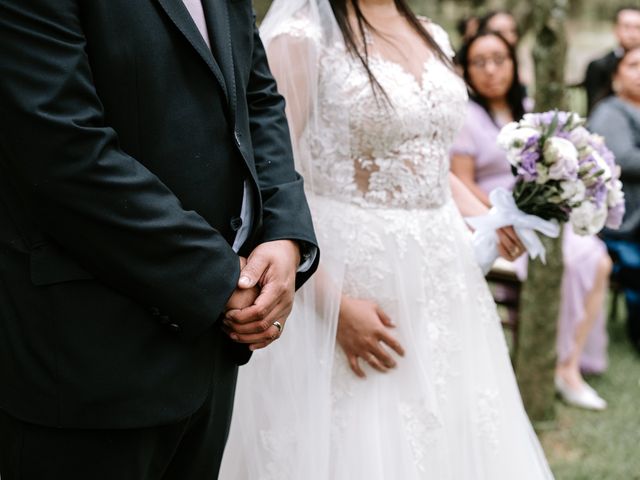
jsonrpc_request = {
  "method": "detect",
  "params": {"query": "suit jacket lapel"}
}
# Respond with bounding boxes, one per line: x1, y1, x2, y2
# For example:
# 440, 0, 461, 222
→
201, 0, 237, 123
154, 0, 229, 101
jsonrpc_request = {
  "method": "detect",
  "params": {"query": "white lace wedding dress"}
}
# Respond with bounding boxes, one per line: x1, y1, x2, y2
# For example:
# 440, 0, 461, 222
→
220, 11, 553, 480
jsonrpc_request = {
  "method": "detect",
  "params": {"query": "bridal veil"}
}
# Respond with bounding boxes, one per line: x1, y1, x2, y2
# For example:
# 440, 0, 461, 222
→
220, 1, 348, 478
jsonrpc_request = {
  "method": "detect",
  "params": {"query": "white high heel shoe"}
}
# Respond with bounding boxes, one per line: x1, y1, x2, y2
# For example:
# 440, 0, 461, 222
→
554, 375, 607, 411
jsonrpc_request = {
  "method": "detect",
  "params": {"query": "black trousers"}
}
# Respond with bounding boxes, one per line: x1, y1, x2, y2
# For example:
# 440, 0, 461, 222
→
0, 365, 238, 480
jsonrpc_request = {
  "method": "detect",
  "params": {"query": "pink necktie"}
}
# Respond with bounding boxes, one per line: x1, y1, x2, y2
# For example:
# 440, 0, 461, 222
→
182, 0, 211, 49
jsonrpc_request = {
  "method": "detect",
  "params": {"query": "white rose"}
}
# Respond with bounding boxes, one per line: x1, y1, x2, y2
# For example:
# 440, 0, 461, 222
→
496, 121, 518, 147
569, 126, 591, 150
566, 112, 584, 127
570, 201, 607, 235
504, 150, 522, 167
591, 151, 612, 181
544, 137, 579, 180
560, 180, 587, 204
520, 113, 540, 128
536, 163, 550, 184
607, 179, 625, 207
497, 123, 539, 154
589, 133, 606, 148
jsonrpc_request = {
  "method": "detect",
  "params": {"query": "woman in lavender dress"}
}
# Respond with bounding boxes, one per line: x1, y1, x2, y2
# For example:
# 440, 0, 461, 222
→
450, 31, 612, 410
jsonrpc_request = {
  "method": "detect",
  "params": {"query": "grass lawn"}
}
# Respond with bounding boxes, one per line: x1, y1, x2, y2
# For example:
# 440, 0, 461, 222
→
537, 308, 640, 480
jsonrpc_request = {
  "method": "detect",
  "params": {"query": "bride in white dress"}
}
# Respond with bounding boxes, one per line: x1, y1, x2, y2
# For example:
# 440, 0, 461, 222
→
220, 0, 554, 478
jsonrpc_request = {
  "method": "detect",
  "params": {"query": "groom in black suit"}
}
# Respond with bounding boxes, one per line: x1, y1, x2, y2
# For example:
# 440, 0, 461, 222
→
0, 0, 318, 478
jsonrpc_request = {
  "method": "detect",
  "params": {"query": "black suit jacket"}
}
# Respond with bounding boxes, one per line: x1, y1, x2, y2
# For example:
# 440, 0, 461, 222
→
584, 50, 620, 115
0, 0, 318, 428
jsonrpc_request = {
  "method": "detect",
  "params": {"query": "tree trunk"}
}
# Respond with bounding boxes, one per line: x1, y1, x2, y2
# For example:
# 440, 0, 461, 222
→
505, 0, 534, 37
515, 0, 569, 425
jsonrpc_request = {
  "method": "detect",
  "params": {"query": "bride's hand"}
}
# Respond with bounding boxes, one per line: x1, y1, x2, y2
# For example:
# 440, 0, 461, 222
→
337, 296, 405, 378
497, 226, 526, 262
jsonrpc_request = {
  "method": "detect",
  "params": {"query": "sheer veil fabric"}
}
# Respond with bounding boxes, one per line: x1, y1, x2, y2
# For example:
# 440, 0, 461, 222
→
220, 1, 554, 478
220, 2, 347, 478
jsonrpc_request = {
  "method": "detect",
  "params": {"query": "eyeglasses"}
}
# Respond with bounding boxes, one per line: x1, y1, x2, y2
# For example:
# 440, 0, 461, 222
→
468, 54, 511, 70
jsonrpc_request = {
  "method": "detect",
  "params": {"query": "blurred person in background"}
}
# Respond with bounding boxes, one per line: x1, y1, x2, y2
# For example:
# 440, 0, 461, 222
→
589, 45, 640, 353
478, 10, 520, 47
456, 15, 480, 45
584, 6, 640, 114
477, 10, 533, 92
452, 31, 612, 411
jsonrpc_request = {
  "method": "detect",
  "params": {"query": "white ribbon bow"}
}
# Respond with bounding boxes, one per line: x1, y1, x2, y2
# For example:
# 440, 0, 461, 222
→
465, 188, 561, 275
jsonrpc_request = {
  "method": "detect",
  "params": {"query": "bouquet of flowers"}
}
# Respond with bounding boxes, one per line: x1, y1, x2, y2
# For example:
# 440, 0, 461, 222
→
468, 111, 626, 274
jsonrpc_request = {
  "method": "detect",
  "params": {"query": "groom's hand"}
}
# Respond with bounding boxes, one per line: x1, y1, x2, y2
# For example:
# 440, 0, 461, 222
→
223, 240, 300, 350
224, 257, 260, 310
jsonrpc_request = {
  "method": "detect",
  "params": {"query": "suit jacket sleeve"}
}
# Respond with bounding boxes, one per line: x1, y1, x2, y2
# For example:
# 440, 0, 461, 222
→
245, 19, 320, 287
584, 60, 600, 114
585, 57, 612, 114
0, 0, 240, 339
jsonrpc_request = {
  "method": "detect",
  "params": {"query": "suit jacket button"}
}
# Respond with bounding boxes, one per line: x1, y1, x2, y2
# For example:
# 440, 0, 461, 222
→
168, 323, 182, 333
230, 216, 243, 231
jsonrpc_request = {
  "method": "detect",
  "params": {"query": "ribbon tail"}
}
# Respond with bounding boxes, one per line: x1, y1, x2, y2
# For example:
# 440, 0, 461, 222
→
516, 227, 547, 263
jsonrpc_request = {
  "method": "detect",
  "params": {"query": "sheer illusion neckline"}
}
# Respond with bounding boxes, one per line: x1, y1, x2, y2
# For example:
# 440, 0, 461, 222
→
360, 17, 438, 91
369, 53, 436, 92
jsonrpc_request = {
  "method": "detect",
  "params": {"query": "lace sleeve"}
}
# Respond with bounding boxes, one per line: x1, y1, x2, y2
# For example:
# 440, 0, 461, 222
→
422, 20, 455, 60
266, 13, 322, 44
263, 14, 322, 173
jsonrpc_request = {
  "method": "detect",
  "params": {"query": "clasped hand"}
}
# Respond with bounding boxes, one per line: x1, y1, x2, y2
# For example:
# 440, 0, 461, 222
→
337, 296, 405, 378
222, 240, 300, 351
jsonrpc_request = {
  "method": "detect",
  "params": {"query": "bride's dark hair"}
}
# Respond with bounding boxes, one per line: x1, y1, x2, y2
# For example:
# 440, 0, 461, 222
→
328, 0, 452, 102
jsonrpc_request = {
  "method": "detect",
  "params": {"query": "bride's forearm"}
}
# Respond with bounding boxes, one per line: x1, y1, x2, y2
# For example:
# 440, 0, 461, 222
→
304, 263, 346, 321
449, 172, 489, 218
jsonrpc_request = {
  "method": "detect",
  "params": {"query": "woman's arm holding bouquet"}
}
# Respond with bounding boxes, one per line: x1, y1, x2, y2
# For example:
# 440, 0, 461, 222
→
450, 173, 525, 261
450, 154, 492, 207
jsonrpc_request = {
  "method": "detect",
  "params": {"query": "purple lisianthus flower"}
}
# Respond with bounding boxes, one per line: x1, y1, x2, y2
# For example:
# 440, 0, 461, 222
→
538, 111, 557, 126
518, 148, 540, 181
589, 182, 608, 208
537, 111, 577, 135
597, 145, 616, 171
569, 126, 592, 149
524, 134, 541, 150
606, 200, 626, 229
588, 135, 617, 169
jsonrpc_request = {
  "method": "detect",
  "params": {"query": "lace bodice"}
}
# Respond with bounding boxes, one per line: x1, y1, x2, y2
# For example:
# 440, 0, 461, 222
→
276, 15, 468, 209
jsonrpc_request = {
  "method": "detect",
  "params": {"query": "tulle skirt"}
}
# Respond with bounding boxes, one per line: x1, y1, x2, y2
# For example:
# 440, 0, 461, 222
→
220, 195, 553, 479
